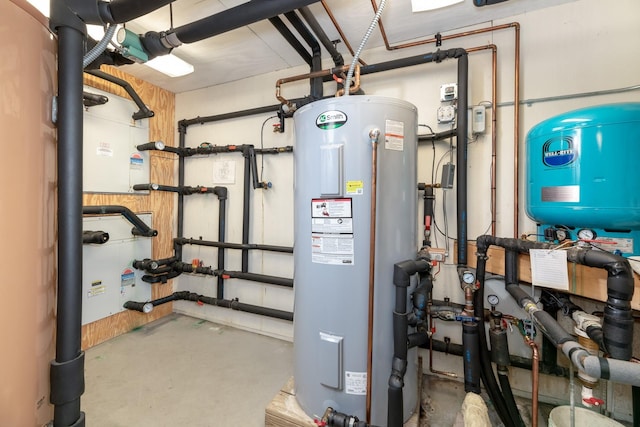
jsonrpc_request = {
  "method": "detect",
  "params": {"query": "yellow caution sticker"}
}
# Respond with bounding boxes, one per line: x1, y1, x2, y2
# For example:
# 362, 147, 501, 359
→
346, 180, 364, 195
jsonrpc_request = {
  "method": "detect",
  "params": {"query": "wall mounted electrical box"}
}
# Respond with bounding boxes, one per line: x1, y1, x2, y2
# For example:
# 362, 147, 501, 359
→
82, 213, 152, 325
440, 83, 458, 102
437, 105, 456, 123
83, 85, 150, 194
472, 105, 486, 134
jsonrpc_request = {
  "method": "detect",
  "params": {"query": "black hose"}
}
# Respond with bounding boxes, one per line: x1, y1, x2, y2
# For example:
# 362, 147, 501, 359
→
84, 70, 154, 120
633, 386, 640, 427
475, 256, 515, 427
498, 372, 522, 427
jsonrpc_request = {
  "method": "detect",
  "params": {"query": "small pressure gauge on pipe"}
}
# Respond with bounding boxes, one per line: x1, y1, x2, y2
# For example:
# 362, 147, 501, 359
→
462, 270, 476, 285
487, 294, 500, 307
577, 228, 596, 241
555, 228, 568, 242
142, 302, 154, 314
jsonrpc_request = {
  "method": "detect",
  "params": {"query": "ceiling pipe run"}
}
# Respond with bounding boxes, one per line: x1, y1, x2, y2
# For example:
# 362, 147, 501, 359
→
140, 0, 322, 59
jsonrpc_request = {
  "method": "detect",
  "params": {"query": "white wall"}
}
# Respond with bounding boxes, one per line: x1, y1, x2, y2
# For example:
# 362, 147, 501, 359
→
174, 2, 640, 412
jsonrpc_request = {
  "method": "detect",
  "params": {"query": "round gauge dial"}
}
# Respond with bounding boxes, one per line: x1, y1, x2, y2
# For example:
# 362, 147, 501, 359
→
462, 271, 475, 284
487, 294, 500, 306
577, 228, 596, 240
555, 229, 568, 241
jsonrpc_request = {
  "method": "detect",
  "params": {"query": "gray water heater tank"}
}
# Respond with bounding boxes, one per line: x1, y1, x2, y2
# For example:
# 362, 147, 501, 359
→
293, 96, 418, 425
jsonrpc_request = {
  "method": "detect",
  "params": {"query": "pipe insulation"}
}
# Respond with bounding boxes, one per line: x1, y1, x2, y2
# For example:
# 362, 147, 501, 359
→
124, 291, 293, 321
476, 235, 634, 361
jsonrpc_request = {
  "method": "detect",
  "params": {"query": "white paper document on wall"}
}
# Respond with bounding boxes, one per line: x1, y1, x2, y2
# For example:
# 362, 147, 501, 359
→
529, 249, 569, 290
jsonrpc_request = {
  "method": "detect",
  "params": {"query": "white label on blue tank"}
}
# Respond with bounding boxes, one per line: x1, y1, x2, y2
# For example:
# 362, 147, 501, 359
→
345, 371, 367, 395
316, 110, 347, 129
385, 119, 404, 151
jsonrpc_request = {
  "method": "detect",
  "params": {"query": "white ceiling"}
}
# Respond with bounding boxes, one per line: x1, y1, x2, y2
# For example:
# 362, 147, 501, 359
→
116, 0, 576, 94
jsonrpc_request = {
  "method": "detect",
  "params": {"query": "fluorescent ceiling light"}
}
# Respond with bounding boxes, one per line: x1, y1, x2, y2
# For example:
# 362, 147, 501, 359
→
412, 0, 464, 12
144, 54, 195, 78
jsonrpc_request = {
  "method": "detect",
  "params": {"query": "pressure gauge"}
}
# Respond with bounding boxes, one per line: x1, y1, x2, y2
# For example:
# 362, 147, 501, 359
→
577, 228, 597, 241
142, 302, 154, 314
462, 270, 476, 285
487, 294, 500, 307
555, 229, 568, 242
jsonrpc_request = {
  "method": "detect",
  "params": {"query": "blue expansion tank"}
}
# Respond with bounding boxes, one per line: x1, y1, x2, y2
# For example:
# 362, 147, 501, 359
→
526, 103, 640, 254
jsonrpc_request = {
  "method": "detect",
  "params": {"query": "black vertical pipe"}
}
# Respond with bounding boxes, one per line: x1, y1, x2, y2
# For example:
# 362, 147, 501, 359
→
268, 16, 313, 67
474, 255, 514, 426
242, 149, 251, 272
217, 195, 226, 299
462, 322, 481, 393
54, 24, 85, 427
284, 11, 323, 100
633, 386, 640, 427
423, 187, 434, 247
176, 124, 186, 260
456, 54, 468, 265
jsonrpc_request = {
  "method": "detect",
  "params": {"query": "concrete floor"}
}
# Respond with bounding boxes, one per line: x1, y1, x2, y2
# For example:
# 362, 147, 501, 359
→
82, 314, 628, 427
82, 314, 293, 426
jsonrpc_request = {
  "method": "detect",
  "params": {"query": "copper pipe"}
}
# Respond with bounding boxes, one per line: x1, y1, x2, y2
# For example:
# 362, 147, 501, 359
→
320, 0, 367, 66
526, 337, 539, 427
466, 44, 498, 236
335, 64, 360, 97
513, 23, 521, 238
275, 64, 350, 106
366, 130, 380, 422
428, 316, 457, 378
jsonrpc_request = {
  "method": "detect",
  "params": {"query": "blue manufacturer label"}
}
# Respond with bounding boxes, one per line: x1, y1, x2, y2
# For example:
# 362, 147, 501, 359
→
542, 136, 577, 167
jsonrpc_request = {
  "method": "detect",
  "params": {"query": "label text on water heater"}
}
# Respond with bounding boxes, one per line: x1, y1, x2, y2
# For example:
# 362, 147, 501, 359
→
316, 110, 347, 129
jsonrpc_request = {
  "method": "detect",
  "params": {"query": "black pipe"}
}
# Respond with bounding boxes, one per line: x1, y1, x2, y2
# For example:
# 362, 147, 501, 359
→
217, 189, 227, 300
175, 237, 293, 253
176, 124, 186, 260
242, 148, 251, 272
456, 53, 469, 266
82, 230, 109, 244
179, 105, 282, 128
418, 128, 458, 143
269, 16, 313, 67
82, 91, 108, 107
474, 255, 514, 427
387, 259, 430, 427
51, 22, 85, 427
99, 0, 175, 24
422, 187, 434, 246
462, 322, 481, 393
498, 373, 522, 427
133, 183, 226, 196
633, 386, 640, 427
84, 70, 154, 120
169, 0, 320, 45
223, 271, 294, 288
124, 291, 293, 321
284, 11, 322, 100
298, 6, 344, 67
476, 235, 635, 361
82, 205, 157, 237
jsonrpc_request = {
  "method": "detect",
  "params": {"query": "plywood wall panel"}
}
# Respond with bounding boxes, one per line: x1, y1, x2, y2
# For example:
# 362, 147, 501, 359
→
82, 66, 175, 350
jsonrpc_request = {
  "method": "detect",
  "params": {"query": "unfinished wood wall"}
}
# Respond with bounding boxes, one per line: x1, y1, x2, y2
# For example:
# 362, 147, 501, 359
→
81, 65, 175, 349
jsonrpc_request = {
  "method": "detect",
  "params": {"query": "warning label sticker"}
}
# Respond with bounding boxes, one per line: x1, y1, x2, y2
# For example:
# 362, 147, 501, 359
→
312, 218, 353, 234
346, 180, 364, 195
385, 119, 405, 151
590, 237, 634, 254
88, 280, 106, 298
311, 198, 352, 218
345, 371, 367, 395
311, 234, 354, 265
